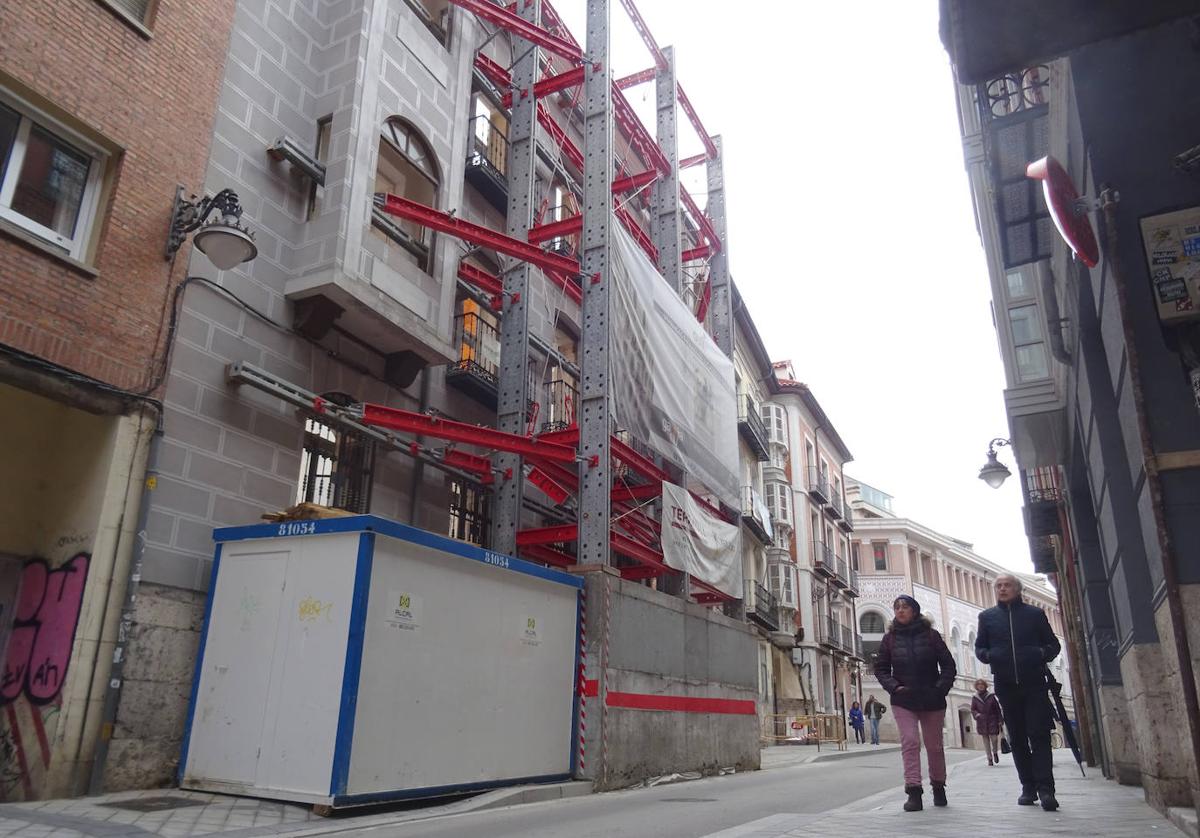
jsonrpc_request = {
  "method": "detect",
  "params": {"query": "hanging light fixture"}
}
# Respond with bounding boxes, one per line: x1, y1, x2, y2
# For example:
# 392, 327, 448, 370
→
978, 438, 1013, 489
165, 187, 258, 270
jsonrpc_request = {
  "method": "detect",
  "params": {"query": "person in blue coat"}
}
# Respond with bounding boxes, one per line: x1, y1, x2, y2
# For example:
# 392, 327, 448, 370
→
976, 574, 1062, 812
848, 701, 866, 744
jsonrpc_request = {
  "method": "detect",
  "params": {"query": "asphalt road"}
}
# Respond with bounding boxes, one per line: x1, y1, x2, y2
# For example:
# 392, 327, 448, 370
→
337, 748, 979, 838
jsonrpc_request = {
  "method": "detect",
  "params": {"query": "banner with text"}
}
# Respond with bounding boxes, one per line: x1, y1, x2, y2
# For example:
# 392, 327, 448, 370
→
609, 223, 740, 508
660, 481, 742, 598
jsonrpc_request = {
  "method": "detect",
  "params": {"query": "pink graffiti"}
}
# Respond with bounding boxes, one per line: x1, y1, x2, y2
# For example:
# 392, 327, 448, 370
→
1, 555, 89, 706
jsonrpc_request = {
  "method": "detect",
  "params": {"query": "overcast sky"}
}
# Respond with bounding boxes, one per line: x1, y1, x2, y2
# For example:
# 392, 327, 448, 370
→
556, 1, 1034, 572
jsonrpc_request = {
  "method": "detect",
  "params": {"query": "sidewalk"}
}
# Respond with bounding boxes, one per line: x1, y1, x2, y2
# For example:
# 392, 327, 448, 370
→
761, 741, 901, 770
702, 749, 1190, 838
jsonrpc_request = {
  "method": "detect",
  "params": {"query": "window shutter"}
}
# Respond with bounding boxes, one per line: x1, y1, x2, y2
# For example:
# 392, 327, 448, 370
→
107, 0, 151, 22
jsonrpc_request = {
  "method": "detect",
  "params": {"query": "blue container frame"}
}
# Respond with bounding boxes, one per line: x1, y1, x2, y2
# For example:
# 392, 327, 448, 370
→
181, 515, 584, 805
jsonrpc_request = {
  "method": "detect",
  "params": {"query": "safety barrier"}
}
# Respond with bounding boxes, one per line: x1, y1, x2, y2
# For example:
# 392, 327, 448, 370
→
760, 713, 848, 750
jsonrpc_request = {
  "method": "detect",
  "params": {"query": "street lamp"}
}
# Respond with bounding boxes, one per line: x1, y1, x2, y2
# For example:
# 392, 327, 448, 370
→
978, 438, 1013, 489
165, 186, 257, 269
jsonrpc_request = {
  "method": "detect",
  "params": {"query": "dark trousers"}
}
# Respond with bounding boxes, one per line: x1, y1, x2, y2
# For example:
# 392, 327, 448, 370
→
997, 683, 1055, 792
852, 725, 864, 744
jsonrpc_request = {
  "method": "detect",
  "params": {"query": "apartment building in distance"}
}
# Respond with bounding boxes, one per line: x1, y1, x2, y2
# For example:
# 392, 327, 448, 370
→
849, 479, 1071, 748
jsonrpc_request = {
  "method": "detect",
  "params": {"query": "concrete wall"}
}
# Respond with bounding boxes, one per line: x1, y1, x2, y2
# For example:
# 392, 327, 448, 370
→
577, 570, 760, 791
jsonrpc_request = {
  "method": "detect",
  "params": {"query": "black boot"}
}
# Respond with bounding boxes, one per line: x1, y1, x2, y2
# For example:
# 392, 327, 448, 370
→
932, 782, 947, 807
903, 785, 924, 812
1017, 786, 1038, 806
1038, 788, 1059, 811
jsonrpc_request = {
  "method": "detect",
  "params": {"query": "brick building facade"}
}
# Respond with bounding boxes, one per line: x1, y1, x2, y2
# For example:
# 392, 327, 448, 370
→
0, 0, 235, 799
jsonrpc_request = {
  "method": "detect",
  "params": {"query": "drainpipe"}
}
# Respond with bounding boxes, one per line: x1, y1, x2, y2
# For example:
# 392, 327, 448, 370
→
1100, 187, 1200, 821
1038, 260, 1073, 365
87, 415, 162, 794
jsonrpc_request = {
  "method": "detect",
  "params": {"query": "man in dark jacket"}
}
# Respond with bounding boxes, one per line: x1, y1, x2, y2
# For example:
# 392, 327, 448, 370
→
975, 574, 1062, 811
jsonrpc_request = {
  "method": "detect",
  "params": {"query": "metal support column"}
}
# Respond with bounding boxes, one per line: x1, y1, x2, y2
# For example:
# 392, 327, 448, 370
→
578, 0, 613, 567
491, 0, 541, 554
652, 46, 682, 295
707, 135, 733, 358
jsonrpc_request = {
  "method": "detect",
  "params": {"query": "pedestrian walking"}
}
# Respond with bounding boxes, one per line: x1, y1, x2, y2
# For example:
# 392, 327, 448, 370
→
874, 594, 957, 812
971, 678, 1004, 765
975, 573, 1062, 811
864, 693, 887, 745
848, 701, 866, 744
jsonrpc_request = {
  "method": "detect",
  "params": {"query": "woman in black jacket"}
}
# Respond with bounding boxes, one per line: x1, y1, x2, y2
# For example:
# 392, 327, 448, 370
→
874, 595, 957, 812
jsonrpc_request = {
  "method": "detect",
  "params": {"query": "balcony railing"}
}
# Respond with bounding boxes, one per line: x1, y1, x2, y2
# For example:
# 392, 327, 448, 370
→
831, 556, 849, 589
841, 625, 855, 655
819, 615, 838, 649
812, 541, 835, 577
737, 395, 770, 462
828, 492, 843, 520
837, 503, 854, 533
745, 580, 779, 632
465, 115, 508, 212
541, 377, 577, 433
447, 311, 500, 398
847, 567, 859, 597
807, 467, 830, 504
741, 486, 773, 546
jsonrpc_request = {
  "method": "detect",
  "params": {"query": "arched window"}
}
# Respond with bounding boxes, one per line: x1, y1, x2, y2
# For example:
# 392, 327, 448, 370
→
860, 611, 886, 634
950, 627, 963, 673
967, 630, 978, 676
373, 118, 439, 273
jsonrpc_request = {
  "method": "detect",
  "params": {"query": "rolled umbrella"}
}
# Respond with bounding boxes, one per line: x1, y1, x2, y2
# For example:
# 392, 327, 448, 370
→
1045, 666, 1086, 777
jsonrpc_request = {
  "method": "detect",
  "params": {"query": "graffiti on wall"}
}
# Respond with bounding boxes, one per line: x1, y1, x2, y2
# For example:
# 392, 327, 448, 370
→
1, 555, 90, 706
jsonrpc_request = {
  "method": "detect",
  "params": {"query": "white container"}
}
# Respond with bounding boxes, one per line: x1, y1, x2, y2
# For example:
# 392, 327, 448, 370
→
180, 515, 582, 807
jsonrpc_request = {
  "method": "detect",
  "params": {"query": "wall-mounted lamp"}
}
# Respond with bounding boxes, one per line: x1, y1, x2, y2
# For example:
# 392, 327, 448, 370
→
165, 186, 257, 270
978, 438, 1013, 489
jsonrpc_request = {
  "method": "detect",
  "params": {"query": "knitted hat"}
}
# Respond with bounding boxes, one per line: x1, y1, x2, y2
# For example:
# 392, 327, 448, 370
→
893, 594, 921, 615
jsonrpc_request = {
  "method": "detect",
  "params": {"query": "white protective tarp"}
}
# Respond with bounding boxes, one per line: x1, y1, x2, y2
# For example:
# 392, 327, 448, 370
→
609, 223, 740, 508
660, 481, 743, 597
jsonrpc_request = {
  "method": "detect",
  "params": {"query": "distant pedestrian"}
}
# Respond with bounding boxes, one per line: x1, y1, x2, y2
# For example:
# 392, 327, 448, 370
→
864, 694, 887, 745
976, 574, 1062, 811
971, 678, 1004, 765
849, 701, 865, 744
875, 594, 957, 812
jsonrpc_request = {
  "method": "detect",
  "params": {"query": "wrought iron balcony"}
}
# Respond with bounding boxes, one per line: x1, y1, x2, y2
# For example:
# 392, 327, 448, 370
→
807, 467, 830, 505
446, 310, 500, 404
1030, 533, 1059, 575
737, 395, 770, 462
741, 486, 773, 546
819, 615, 838, 650
541, 377, 577, 433
828, 492, 843, 520
465, 115, 508, 213
744, 580, 779, 632
841, 624, 855, 655
1025, 483, 1063, 538
811, 540, 835, 578
831, 556, 849, 589
837, 503, 854, 533
846, 567, 859, 598
849, 631, 864, 661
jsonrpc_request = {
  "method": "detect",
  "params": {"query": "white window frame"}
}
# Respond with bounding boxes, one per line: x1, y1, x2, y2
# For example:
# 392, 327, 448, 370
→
769, 561, 797, 609
0, 89, 107, 260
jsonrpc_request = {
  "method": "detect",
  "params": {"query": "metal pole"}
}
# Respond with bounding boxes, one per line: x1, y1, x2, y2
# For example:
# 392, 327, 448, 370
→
577, 0, 612, 568
707, 135, 733, 358
652, 46, 682, 296
491, 0, 541, 554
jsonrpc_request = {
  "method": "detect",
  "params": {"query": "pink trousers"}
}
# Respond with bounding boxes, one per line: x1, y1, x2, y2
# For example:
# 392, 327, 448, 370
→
892, 705, 947, 786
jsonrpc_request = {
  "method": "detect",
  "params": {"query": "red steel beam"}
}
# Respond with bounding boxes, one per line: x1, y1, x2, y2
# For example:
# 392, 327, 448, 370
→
677, 84, 719, 160
474, 53, 511, 89
616, 67, 657, 89
539, 427, 580, 447
525, 455, 579, 493
611, 531, 671, 573
680, 152, 707, 169
612, 483, 661, 503
457, 262, 504, 296
681, 244, 712, 262
541, 0, 580, 50
442, 449, 495, 484
347, 401, 578, 463
679, 185, 720, 254
502, 65, 585, 108
521, 544, 576, 567
527, 214, 582, 245
450, 0, 583, 63
690, 576, 734, 602
613, 169, 658, 194
536, 103, 584, 171
613, 87, 670, 175
376, 194, 583, 303
612, 436, 669, 484
517, 524, 580, 546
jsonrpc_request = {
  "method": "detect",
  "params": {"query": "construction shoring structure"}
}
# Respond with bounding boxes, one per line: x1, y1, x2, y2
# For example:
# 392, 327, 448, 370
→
359, 0, 734, 606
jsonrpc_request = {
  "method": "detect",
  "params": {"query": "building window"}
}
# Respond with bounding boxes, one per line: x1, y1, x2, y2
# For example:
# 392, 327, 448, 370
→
761, 403, 787, 446
98, 0, 156, 28
372, 118, 439, 272
1009, 304, 1049, 381
769, 561, 796, 609
0, 97, 106, 260
297, 418, 374, 513
307, 115, 332, 221
872, 542, 888, 571
850, 542, 860, 572
452, 296, 500, 384
470, 94, 507, 175
765, 480, 790, 527
448, 478, 489, 546
860, 611, 886, 634
403, 0, 451, 44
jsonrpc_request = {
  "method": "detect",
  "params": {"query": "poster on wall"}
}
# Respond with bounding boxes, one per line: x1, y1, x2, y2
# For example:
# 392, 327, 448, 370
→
609, 223, 740, 508
660, 481, 742, 598
1138, 206, 1200, 324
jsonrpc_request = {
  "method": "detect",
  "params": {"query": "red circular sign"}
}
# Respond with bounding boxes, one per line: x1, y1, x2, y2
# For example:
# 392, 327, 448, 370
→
1026, 156, 1099, 268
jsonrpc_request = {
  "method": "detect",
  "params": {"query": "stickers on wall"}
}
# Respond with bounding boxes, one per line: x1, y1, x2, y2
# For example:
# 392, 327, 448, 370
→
520, 615, 541, 648
384, 591, 422, 632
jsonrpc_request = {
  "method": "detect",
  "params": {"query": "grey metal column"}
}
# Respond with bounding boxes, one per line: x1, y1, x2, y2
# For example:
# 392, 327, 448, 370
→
491, 1, 541, 554
707, 135, 734, 359
652, 46, 682, 295
578, 0, 612, 567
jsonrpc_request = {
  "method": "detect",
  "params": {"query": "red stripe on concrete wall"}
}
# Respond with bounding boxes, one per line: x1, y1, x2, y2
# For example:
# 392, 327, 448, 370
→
578, 680, 754, 715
